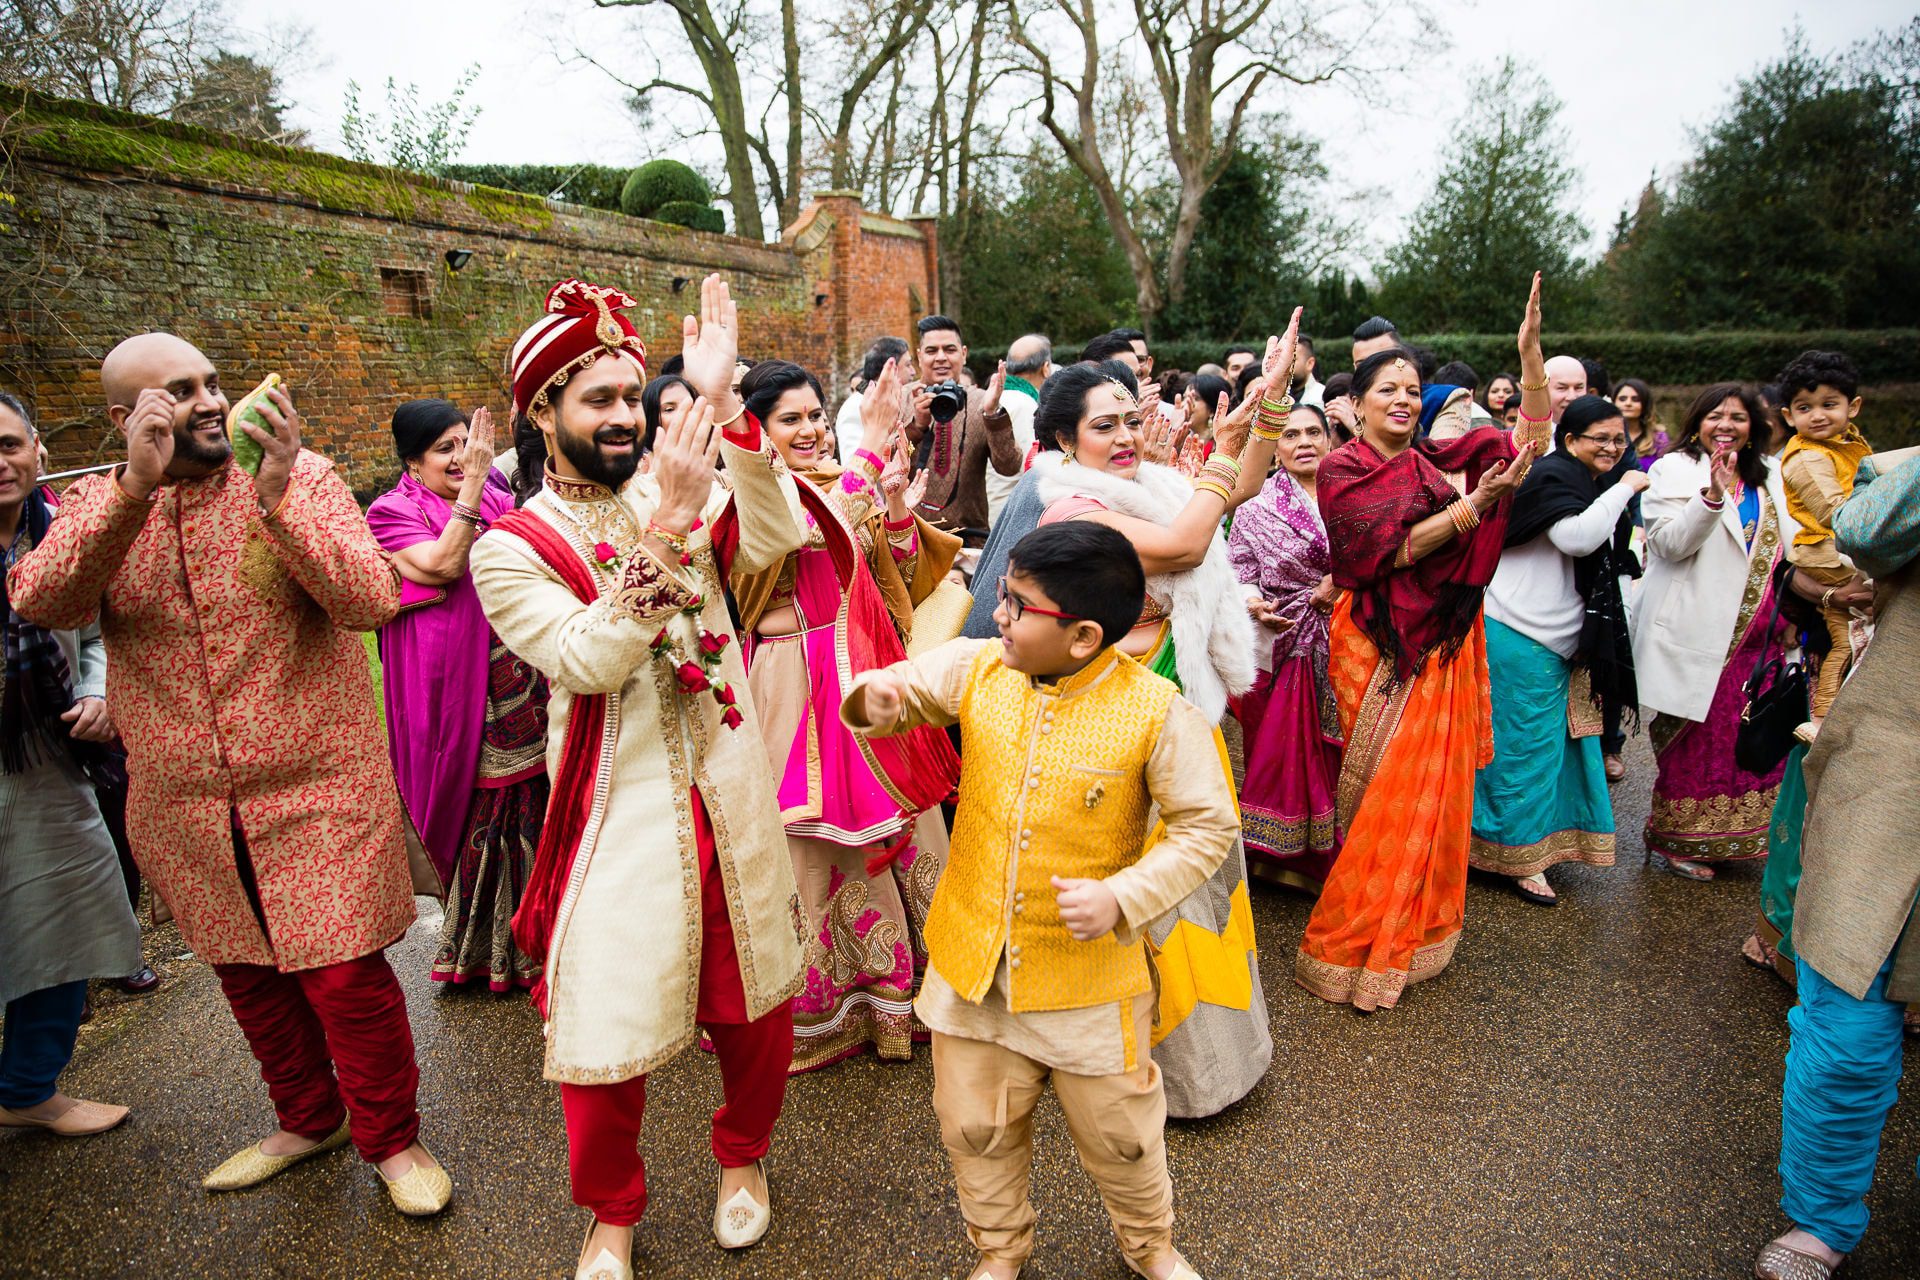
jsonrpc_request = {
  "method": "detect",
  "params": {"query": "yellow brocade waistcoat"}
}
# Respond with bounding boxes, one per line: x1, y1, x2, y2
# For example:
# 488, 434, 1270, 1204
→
924, 646, 1178, 1013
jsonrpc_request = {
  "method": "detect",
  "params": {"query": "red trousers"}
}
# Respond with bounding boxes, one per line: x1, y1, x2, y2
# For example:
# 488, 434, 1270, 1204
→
212, 815, 422, 1164
214, 951, 421, 1163
559, 789, 794, 1226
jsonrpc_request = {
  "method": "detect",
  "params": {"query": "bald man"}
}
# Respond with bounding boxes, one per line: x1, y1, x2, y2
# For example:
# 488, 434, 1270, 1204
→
986, 334, 1053, 526
1543, 355, 1587, 424
10, 334, 452, 1218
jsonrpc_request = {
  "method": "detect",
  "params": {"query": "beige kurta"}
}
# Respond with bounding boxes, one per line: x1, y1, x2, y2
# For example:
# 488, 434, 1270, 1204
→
470, 434, 809, 1084
9, 454, 413, 971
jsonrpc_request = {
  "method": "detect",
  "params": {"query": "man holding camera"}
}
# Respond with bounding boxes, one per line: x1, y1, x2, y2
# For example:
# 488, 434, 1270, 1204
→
903, 315, 1020, 550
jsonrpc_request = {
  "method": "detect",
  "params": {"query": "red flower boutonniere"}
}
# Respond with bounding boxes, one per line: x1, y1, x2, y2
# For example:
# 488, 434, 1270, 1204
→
593, 541, 619, 567
714, 681, 738, 707
722, 706, 744, 730
675, 662, 712, 694
649, 617, 745, 731
698, 631, 731, 656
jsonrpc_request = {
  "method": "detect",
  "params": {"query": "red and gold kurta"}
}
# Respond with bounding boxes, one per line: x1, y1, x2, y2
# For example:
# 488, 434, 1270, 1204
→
9, 453, 414, 972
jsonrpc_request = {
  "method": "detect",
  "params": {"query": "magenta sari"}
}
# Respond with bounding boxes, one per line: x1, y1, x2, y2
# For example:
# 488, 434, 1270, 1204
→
367, 471, 515, 884
1228, 472, 1342, 889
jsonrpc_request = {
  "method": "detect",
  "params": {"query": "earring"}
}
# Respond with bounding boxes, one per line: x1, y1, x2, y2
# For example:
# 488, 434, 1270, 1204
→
1063, 448, 1076, 465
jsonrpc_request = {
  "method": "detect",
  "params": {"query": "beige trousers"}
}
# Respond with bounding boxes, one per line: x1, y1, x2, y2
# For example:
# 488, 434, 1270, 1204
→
931, 1029, 1177, 1271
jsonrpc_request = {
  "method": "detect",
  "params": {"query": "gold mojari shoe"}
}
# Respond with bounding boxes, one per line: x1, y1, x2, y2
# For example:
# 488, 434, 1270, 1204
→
203, 1121, 350, 1191
711, 1159, 771, 1249
380, 1144, 453, 1217
1125, 1254, 1204, 1280
575, 1220, 634, 1280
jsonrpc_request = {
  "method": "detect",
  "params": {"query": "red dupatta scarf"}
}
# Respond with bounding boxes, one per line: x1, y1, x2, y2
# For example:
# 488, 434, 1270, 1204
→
490, 509, 605, 1016
1317, 428, 1518, 683
711, 479, 961, 859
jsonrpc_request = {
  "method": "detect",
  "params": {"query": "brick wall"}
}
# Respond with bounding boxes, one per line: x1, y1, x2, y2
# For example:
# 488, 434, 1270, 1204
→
0, 89, 937, 496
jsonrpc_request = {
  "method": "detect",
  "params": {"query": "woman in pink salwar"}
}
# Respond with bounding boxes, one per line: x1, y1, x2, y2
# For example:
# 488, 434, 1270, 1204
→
1227, 402, 1343, 891
721, 357, 961, 1072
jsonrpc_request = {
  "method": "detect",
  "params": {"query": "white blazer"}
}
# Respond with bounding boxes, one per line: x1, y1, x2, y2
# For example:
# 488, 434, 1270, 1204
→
1631, 449, 1799, 723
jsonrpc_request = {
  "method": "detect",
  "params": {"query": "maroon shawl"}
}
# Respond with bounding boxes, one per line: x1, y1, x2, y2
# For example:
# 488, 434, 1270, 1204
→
1317, 428, 1518, 682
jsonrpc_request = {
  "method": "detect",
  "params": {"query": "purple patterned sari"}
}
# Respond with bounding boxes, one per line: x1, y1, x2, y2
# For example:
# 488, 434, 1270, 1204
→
1227, 472, 1343, 890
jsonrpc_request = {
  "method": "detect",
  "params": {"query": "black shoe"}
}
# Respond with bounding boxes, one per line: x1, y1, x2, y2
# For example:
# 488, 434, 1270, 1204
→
116, 967, 160, 994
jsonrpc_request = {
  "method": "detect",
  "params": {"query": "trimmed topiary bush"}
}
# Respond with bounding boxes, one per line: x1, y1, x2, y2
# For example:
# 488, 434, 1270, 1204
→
652, 200, 725, 234
620, 160, 710, 218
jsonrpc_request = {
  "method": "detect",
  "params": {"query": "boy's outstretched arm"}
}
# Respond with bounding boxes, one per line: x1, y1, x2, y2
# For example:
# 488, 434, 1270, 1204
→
841, 637, 988, 737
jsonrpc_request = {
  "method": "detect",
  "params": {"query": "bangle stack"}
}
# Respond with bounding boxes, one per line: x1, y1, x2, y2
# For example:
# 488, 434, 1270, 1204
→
1194, 455, 1241, 503
449, 501, 482, 529
1449, 499, 1482, 535
1820, 586, 1839, 611
1252, 393, 1295, 441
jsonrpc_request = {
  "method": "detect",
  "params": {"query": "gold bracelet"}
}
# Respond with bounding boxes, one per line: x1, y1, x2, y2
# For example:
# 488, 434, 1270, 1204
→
1395, 531, 1415, 568
647, 521, 692, 553
1250, 422, 1284, 442
1820, 586, 1838, 611
711, 403, 746, 431
1518, 376, 1547, 392
1258, 395, 1295, 416
1204, 454, 1242, 479
1193, 480, 1233, 504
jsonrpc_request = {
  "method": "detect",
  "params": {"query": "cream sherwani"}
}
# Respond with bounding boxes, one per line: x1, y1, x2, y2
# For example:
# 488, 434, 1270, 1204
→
471, 435, 808, 1084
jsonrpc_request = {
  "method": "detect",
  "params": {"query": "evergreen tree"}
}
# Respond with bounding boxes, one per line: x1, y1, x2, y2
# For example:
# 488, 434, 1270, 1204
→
1604, 24, 1920, 330
1375, 59, 1592, 332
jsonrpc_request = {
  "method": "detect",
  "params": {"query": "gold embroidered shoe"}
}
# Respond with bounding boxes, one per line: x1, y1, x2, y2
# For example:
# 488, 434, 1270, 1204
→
203, 1120, 351, 1191
379, 1145, 453, 1217
1124, 1254, 1204, 1280
574, 1221, 633, 1280
711, 1160, 771, 1249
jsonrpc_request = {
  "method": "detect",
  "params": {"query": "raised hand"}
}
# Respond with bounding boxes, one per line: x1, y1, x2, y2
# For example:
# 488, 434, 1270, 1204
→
458, 406, 496, 501
1518, 271, 1544, 363
1260, 306, 1306, 391
652, 394, 722, 534
120, 387, 177, 499
1215, 380, 1265, 461
981, 360, 1008, 418
247, 386, 305, 514
1138, 409, 1175, 466
678, 274, 742, 421
1707, 446, 1740, 502
861, 358, 905, 450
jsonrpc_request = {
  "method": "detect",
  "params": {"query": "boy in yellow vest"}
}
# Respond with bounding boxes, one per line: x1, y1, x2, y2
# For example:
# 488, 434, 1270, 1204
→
1775, 350, 1874, 735
841, 521, 1237, 1280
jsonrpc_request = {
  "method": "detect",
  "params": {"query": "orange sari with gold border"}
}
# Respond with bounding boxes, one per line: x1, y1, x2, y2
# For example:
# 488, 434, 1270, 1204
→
1293, 595, 1494, 1011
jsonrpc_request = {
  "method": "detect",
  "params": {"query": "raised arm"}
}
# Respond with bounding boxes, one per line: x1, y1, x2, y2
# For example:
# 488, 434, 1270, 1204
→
380, 408, 498, 588
7, 473, 152, 631
256, 454, 402, 632
978, 362, 1022, 478
1512, 272, 1553, 453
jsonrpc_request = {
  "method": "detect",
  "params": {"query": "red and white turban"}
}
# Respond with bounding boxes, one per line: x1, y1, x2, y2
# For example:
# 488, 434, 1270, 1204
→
509, 278, 649, 418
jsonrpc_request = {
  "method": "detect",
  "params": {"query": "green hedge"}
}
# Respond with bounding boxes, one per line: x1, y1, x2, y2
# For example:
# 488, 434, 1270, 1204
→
621, 160, 710, 218
440, 163, 631, 212
652, 199, 725, 234
970, 329, 1920, 386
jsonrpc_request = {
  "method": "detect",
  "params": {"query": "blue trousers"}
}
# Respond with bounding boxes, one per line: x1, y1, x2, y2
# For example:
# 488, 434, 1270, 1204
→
0, 980, 88, 1109
1780, 949, 1912, 1253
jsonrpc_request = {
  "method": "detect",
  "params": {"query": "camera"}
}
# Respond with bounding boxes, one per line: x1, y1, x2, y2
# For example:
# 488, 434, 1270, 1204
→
926, 379, 967, 424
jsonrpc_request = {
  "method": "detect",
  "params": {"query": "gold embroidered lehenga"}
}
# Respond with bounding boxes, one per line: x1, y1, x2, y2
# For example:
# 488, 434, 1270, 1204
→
1644, 490, 1788, 862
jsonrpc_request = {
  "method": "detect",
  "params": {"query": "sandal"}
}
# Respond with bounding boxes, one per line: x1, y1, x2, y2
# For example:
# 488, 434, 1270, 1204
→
1741, 933, 1779, 973
1754, 1238, 1845, 1279
1513, 873, 1558, 907
1657, 853, 1715, 881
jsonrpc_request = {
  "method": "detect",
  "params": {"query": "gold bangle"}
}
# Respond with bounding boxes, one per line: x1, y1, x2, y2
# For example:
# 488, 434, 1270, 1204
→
647, 521, 692, 553
1205, 455, 1242, 478
1193, 480, 1232, 503
711, 404, 746, 431
1250, 423, 1284, 442
1820, 586, 1838, 611
1518, 376, 1547, 392
1258, 395, 1295, 416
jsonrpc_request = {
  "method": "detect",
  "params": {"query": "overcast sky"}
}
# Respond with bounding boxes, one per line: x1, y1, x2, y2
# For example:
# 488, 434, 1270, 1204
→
235, 0, 1909, 263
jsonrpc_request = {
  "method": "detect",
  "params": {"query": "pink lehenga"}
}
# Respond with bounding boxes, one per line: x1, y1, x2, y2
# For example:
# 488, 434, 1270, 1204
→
719, 453, 962, 1072
1227, 472, 1343, 891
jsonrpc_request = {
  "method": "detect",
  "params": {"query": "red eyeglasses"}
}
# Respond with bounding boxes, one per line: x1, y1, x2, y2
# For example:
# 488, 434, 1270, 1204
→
997, 577, 1085, 622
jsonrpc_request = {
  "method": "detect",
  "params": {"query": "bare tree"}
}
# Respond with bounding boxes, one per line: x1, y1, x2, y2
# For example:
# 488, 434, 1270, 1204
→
1, 0, 223, 115
1005, 0, 1422, 330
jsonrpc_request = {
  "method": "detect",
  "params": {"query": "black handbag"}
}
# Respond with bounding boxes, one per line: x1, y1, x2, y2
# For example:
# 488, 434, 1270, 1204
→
1734, 591, 1809, 775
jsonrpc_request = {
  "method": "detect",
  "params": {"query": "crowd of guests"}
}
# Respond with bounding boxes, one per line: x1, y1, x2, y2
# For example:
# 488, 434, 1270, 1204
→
0, 270, 1912, 1280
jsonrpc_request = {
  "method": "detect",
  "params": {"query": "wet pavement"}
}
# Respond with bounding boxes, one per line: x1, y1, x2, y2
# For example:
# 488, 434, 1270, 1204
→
3, 734, 1916, 1279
